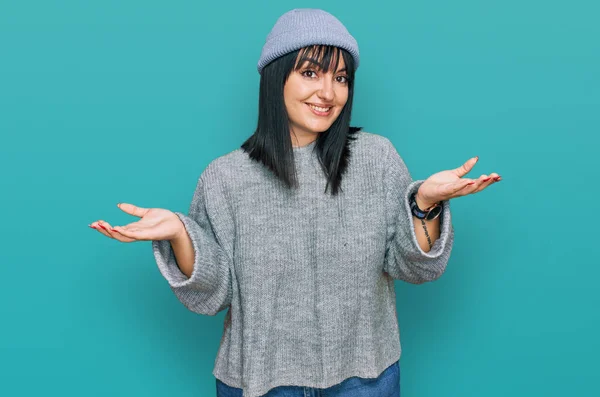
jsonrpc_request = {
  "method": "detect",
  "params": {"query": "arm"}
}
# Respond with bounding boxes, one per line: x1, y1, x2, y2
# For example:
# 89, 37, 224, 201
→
152, 165, 234, 316
169, 223, 194, 278
412, 191, 442, 253
382, 139, 454, 284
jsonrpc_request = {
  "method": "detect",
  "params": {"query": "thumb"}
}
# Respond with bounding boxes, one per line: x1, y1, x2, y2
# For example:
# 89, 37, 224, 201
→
455, 156, 478, 177
117, 203, 150, 218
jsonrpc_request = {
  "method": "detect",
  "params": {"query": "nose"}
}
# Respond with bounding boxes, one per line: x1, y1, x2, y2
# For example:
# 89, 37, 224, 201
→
317, 76, 334, 102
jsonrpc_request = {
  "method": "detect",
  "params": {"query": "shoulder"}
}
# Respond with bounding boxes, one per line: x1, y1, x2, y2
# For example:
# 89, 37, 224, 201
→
351, 131, 411, 182
350, 130, 399, 162
198, 147, 246, 181
352, 129, 394, 148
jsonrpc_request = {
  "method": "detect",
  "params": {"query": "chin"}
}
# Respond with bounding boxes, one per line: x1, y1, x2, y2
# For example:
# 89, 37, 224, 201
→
307, 125, 334, 133
306, 120, 337, 132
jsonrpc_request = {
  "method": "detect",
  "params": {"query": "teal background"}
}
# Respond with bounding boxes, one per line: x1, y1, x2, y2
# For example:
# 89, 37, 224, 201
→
1, 0, 598, 396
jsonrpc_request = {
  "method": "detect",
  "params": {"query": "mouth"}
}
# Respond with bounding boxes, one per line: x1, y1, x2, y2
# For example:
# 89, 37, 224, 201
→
306, 103, 333, 116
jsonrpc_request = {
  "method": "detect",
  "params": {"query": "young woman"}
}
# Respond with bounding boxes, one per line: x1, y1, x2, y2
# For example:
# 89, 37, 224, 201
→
90, 8, 500, 397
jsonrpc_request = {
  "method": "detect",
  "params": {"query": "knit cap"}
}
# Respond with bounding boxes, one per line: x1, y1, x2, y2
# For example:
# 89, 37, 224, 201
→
257, 8, 360, 74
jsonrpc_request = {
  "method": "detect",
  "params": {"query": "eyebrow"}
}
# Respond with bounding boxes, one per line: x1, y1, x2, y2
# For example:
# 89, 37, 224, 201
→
298, 58, 347, 73
299, 58, 324, 68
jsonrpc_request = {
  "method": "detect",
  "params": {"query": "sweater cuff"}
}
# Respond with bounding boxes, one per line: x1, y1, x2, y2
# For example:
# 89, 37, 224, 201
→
152, 212, 202, 289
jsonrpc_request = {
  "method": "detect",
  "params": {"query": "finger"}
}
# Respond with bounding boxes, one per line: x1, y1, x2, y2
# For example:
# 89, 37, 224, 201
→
89, 222, 105, 234
91, 220, 113, 239
112, 220, 142, 233
441, 179, 475, 200
472, 175, 491, 193
468, 175, 491, 192
107, 226, 137, 243
451, 178, 477, 195
466, 173, 497, 194
117, 203, 150, 219
112, 226, 149, 241
473, 173, 501, 193
454, 156, 478, 178
449, 179, 479, 198
97, 220, 117, 239
99, 220, 140, 243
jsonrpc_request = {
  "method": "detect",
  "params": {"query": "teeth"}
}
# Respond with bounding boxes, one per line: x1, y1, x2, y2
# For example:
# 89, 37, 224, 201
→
309, 104, 331, 112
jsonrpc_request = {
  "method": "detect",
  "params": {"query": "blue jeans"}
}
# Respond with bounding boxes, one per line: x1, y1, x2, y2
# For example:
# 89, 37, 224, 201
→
216, 360, 400, 396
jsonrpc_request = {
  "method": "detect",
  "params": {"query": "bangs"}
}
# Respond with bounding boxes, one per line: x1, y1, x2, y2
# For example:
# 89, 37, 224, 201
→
293, 45, 349, 74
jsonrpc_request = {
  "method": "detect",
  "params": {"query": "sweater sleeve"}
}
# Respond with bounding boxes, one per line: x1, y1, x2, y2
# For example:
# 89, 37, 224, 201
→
152, 166, 233, 316
382, 139, 454, 284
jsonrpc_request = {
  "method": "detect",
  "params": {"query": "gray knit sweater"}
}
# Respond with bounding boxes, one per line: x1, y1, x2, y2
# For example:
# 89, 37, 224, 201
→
152, 131, 454, 397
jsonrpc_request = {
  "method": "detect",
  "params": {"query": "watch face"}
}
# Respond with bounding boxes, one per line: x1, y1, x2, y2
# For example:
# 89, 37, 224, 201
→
426, 205, 443, 220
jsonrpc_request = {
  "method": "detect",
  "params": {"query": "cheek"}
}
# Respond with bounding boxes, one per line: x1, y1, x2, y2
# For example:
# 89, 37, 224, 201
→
284, 84, 308, 111
336, 87, 349, 106
283, 90, 299, 117
284, 95, 302, 117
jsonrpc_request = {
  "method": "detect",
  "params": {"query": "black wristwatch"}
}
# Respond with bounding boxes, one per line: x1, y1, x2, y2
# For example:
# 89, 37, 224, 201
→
409, 192, 442, 221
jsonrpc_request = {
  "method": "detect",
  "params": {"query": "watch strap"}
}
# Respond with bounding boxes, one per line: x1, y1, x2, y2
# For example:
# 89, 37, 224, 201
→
410, 192, 442, 221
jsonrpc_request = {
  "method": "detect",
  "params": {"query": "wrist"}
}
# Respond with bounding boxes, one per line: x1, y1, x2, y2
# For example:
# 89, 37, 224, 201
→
170, 220, 188, 243
415, 191, 439, 210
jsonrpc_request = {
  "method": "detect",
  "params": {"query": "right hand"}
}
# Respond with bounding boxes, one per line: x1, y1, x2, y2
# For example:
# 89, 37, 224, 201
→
90, 203, 186, 243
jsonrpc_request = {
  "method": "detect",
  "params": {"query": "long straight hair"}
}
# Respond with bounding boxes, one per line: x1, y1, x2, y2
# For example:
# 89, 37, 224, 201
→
241, 45, 362, 196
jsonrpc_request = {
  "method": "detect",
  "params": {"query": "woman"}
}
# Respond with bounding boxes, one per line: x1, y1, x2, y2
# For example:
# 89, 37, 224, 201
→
90, 8, 500, 397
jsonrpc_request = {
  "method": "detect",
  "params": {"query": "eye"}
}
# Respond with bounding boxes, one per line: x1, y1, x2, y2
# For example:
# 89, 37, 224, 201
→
301, 69, 318, 78
336, 75, 349, 84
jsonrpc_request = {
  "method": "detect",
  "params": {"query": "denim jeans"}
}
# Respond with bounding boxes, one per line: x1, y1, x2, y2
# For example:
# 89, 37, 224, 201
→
216, 360, 400, 397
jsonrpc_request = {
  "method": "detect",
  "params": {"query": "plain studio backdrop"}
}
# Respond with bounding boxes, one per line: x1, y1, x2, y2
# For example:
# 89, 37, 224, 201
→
1, 0, 598, 396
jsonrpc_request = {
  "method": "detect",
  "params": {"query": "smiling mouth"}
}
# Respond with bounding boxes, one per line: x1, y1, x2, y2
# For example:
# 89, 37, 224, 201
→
306, 103, 333, 115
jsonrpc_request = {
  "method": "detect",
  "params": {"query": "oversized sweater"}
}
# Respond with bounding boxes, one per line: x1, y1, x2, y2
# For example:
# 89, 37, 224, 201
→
152, 130, 454, 397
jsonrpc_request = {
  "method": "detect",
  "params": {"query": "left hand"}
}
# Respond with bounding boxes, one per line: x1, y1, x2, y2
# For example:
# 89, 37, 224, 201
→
416, 156, 501, 208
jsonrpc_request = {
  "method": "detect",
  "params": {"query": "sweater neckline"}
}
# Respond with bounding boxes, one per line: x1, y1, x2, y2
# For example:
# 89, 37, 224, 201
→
292, 139, 317, 154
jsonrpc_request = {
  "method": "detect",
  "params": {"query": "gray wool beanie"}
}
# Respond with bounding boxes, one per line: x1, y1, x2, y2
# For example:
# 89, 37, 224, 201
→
257, 8, 360, 74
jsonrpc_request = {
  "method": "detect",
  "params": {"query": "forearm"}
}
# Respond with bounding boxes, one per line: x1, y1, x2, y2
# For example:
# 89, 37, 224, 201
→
169, 226, 195, 279
412, 215, 440, 252
413, 194, 441, 252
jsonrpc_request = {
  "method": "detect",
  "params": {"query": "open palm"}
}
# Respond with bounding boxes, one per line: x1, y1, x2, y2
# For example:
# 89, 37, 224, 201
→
417, 156, 501, 207
89, 203, 185, 243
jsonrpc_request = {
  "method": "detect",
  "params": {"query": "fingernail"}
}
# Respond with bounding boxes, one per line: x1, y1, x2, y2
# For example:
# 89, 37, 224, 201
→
99, 224, 107, 230
467, 181, 476, 185
483, 177, 491, 182
89, 225, 96, 229
110, 228, 118, 232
